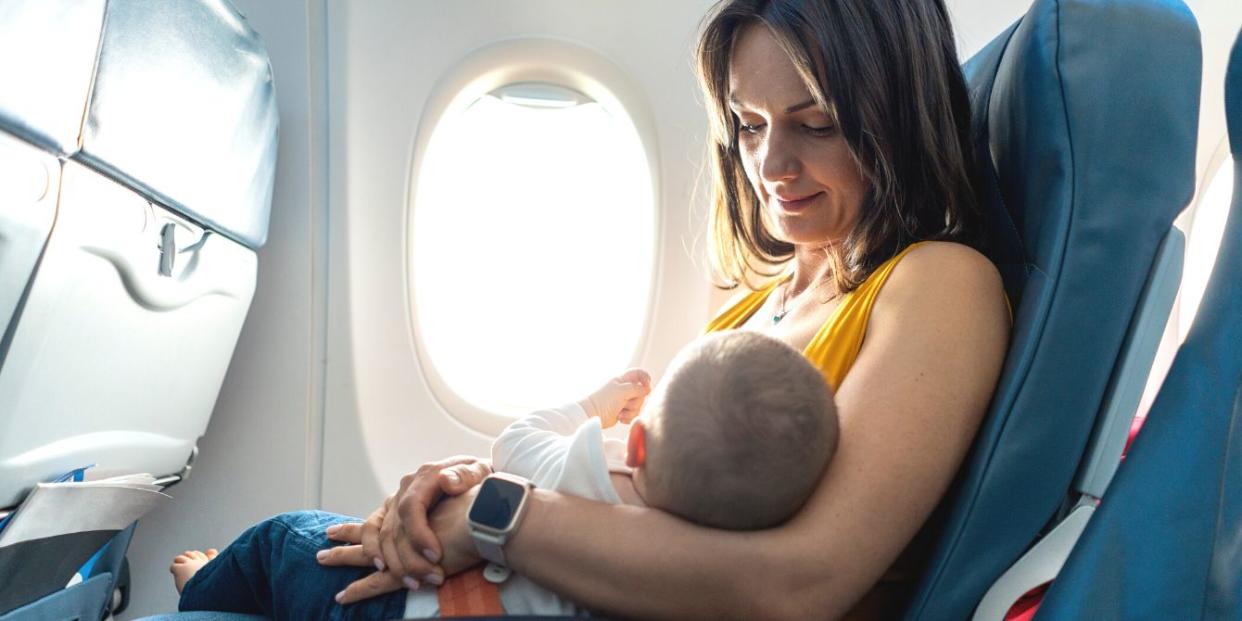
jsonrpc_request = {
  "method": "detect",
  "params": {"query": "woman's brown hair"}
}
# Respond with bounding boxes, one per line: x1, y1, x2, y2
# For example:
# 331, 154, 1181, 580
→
697, 0, 981, 292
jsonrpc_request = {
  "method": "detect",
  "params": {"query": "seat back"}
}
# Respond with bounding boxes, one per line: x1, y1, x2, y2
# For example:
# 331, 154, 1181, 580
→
904, 1, 1202, 618
1033, 27, 1242, 619
0, 0, 277, 615
0, 0, 278, 506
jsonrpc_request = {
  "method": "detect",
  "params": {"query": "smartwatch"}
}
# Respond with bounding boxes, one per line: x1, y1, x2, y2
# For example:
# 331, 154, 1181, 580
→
467, 473, 535, 567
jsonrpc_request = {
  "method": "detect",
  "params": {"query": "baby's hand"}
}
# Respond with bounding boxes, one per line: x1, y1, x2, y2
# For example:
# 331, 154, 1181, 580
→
578, 369, 652, 428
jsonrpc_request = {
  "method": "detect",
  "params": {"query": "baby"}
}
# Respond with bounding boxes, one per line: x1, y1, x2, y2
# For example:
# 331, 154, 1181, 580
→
171, 330, 838, 619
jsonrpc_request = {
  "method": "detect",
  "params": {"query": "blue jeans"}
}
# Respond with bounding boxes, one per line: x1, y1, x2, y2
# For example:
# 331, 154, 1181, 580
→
177, 511, 407, 621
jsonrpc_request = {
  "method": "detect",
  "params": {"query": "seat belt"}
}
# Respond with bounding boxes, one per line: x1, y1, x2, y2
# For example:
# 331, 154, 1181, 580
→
436, 565, 505, 616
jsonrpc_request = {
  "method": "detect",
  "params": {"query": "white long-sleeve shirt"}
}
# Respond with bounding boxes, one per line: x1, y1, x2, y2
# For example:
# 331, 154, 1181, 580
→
403, 403, 631, 617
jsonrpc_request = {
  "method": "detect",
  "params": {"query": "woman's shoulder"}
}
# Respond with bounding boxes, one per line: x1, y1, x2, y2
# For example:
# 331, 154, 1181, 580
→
893, 241, 1003, 295
877, 241, 1008, 325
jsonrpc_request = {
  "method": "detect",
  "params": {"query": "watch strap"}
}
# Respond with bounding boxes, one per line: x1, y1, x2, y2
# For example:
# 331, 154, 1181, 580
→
471, 528, 507, 566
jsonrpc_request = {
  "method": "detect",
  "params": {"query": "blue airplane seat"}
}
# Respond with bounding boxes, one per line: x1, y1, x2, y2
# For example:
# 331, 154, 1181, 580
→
1032, 27, 1242, 620
904, 1, 1201, 619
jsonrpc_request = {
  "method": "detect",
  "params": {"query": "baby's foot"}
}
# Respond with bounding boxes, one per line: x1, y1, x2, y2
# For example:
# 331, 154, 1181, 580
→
170, 548, 219, 594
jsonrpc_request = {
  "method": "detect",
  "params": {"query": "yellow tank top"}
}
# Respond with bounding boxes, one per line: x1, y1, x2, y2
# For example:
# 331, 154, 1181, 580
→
704, 242, 927, 391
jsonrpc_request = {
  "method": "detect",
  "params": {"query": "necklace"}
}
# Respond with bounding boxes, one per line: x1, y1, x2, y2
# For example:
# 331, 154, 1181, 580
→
772, 282, 793, 324
772, 278, 837, 324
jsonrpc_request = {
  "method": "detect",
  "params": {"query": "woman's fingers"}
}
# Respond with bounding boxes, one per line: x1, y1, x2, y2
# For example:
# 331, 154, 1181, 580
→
325, 522, 364, 544
428, 486, 483, 576
382, 469, 443, 578
378, 507, 412, 576
438, 461, 491, 495
316, 543, 371, 567
359, 498, 389, 569
396, 491, 444, 574
393, 526, 429, 579
369, 456, 487, 581
335, 570, 405, 605
437, 454, 487, 469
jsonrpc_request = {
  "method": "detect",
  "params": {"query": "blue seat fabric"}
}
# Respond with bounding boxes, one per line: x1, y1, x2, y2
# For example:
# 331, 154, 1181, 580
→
1033, 28, 1242, 620
903, 1, 1201, 619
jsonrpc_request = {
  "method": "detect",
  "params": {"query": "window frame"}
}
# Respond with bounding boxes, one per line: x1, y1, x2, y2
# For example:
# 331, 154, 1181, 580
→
404, 38, 663, 435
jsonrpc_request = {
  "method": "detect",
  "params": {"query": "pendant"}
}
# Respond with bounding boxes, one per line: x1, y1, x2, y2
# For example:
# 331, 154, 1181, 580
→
772, 309, 789, 324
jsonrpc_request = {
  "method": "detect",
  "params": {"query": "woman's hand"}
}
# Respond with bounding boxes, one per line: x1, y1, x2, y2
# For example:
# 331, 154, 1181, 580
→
355, 456, 491, 585
321, 483, 485, 604
426, 485, 483, 577
319, 518, 405, 604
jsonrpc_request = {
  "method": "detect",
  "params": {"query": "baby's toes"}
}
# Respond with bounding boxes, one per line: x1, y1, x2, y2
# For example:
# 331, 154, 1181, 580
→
205, 548, 219, 559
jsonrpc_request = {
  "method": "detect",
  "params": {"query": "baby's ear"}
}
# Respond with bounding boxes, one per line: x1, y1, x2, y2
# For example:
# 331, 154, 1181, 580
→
626, 420, 647, 468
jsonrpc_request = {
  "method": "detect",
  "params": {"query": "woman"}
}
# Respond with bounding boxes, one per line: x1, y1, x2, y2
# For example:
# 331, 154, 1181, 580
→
324, 0, 1010, 618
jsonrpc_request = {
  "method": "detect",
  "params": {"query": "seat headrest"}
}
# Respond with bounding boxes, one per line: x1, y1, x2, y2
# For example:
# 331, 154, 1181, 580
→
76, 0, 279, 249
0, 0, 278, 250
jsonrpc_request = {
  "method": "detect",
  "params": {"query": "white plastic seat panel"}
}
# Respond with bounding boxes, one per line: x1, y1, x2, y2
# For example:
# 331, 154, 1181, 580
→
0, 131, 59, 338
78, 0, 279, 249
0, 0, 104, 155
0, 161, 257, 508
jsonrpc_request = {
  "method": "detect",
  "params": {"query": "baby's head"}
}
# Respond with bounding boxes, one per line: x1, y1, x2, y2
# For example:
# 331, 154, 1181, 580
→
626, 331, 838, 530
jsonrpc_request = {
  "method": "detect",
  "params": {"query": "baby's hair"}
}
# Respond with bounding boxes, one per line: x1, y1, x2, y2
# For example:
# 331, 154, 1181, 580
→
641, 331, 838, 530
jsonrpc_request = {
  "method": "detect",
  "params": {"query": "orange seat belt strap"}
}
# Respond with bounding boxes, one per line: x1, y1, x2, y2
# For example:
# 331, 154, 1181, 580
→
436, 565, 505, 617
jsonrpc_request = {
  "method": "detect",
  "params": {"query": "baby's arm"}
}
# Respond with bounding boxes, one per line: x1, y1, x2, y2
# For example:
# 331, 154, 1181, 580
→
492, 370, 650, 478
576, 369, 651, 428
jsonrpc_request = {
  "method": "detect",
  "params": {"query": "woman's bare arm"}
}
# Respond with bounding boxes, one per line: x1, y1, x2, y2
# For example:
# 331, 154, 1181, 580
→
492, 243, 1009, 620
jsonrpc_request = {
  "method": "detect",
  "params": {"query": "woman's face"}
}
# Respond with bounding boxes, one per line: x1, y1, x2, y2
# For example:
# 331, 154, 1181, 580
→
727, 25, 868, 249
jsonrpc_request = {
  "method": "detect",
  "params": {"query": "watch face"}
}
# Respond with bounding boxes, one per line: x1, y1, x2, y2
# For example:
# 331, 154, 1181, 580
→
470, 477, 525, 530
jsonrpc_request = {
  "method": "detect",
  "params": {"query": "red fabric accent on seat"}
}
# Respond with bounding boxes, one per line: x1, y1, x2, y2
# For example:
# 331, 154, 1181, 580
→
998, 416, 1144, 621
1124, 415, 1147, 459
1003, 583, 1049, 621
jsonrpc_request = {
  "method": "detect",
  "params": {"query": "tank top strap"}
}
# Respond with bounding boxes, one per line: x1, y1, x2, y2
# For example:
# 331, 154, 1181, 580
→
702, 278, 784, 333
804, 242, 929, 390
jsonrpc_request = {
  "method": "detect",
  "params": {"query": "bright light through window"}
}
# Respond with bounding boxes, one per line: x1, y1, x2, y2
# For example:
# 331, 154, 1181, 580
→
412, 83, 656, 417
1179, 156, 1234, 340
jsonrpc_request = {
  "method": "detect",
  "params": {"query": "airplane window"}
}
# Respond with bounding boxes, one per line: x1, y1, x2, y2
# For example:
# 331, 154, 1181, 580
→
1179, 156, 1234, 340
411, 81, 656, 418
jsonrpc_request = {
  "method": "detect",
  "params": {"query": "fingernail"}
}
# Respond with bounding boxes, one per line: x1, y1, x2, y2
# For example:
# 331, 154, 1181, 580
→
316, 550, 328, 561
444, 471, 460, 483
422, 548, 440, 563
403, 576, 420, 591
334, 590, 345, 603
424, 573, 444, 586
373, 557, 385, 572
326, 524, 340, 535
